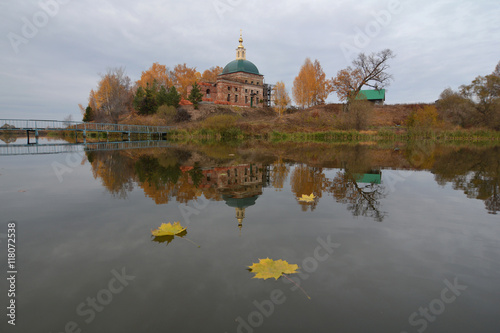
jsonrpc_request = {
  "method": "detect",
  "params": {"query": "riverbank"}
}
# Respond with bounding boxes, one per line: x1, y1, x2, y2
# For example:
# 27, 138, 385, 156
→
118, 103, 500, 143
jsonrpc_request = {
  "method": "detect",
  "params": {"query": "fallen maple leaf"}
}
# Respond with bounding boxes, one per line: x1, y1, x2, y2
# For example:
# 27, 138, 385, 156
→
152, 229, 188, 246
151, 222, 186, 237
248, 258, 299, 280
299, 193, 315, 202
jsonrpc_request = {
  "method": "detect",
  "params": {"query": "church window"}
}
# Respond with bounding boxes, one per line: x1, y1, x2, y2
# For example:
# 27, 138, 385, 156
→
245, 96, 248, 103
228, 86, 231, 91
235, 95, 238, 103
227, 94, 231, 102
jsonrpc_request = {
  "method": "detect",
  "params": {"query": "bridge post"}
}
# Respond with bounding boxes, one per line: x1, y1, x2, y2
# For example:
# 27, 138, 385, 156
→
35, 129, 39, 144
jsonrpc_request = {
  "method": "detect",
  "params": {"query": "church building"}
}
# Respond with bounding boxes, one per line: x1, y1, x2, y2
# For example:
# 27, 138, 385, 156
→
195, 32, 266, 107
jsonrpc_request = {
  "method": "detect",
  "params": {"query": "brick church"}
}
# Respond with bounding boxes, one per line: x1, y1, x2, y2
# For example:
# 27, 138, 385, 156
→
195, 32, 267, 107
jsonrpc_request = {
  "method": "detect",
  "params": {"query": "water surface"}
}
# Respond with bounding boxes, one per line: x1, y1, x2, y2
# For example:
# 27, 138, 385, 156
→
1, 139, 499, 332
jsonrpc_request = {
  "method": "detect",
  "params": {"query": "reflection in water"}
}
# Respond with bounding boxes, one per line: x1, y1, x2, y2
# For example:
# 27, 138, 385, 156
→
432, 146, 500, 215
291, 165, 325, 211
86, 144, 500, 222
152, 229, 188, 246
328, 169, 386, 222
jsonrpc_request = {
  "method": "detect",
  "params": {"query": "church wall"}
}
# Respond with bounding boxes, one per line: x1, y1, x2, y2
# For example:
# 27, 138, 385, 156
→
215, 73, 264, 107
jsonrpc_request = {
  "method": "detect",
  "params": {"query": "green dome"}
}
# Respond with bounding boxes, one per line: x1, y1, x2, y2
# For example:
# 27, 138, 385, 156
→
222, 59, 260, 75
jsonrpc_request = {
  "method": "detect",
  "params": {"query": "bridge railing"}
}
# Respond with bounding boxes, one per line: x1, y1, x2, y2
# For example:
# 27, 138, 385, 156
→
0, 119, 172, 133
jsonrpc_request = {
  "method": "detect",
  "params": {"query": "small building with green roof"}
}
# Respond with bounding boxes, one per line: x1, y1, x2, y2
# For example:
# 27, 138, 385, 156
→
356, 89, 386, 104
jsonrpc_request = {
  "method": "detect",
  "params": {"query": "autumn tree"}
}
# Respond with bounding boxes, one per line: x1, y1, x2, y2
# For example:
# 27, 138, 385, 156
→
172, 63, 201, 98
201, 66, 223, 82
437, 61, 500, 129
82, 67, 133, 123
331, 49, 395, 112
436, 88, 475, 127
188, 82, 203, 109
292, 58, 331, 108
272, 81, 291, 117
136, 62, 172, 91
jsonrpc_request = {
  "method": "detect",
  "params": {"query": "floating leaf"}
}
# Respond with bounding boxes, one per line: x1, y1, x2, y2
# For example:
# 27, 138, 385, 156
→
248, 258, 299, 280
151, 222, 186, 237
151, 222, 200, 248
299, 193, 315, 202
152, 229, 188, 246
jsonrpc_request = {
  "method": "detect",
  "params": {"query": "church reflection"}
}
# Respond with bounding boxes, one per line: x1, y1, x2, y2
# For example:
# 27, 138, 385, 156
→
181, 163, 266, 229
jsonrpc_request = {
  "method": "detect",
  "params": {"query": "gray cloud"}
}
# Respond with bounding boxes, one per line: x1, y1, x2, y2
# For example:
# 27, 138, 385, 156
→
1, 0, 499, 120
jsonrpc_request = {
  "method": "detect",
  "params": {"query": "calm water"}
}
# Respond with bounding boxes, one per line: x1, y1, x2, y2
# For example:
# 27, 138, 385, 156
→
1, 139, 499, 333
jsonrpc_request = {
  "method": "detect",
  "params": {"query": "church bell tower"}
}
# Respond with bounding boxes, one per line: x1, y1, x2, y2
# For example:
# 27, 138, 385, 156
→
236, 30, 246, 60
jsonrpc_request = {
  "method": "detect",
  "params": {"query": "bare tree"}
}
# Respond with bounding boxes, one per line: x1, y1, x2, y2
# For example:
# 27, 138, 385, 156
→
331, 49, 395, 112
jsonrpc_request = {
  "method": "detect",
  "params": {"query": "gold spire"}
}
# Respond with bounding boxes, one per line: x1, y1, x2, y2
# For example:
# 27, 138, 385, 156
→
236, 30, 246, 60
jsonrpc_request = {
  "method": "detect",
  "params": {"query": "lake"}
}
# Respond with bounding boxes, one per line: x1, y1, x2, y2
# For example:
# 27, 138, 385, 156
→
1, 139, 499, 333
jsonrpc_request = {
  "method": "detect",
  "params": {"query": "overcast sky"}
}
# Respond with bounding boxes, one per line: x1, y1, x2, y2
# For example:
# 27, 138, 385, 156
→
1, 0, 499, 120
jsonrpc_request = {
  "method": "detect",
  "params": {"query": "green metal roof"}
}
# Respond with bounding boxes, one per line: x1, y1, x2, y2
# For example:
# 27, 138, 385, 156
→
356, 89, 386, 101
354, 173, 382, 184
222, 59, 260, 75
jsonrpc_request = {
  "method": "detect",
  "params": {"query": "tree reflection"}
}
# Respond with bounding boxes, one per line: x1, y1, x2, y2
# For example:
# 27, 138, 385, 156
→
432, 147, 500, 215
87, 151, 135, 199
86, 143, 499, 220
327, 170, 386, 222
270, 157, 290, 191
290, 165, 325, 211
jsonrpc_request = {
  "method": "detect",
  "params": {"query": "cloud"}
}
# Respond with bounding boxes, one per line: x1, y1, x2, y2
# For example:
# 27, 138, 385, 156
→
0, 0, 499, 119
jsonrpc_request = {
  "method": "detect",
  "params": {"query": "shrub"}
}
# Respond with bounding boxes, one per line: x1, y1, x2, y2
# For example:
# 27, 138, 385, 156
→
405, 105, 440, 130
157, 105, 177, 123
175, 109, 191, 123
338, 100, 372, 130
202, 114, 239, 132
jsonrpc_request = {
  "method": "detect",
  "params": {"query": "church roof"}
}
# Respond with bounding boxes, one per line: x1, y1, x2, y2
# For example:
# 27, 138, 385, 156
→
222, 59, 261, 75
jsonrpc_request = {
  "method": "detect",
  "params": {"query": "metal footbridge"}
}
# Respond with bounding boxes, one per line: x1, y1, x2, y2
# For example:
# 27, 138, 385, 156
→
0, 119, 173, 143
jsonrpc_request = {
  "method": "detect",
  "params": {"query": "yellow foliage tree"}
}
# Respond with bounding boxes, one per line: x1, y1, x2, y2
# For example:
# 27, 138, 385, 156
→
201, 66, 223, 82
272, 81, 291, 117
172, 63, 201, 98
136, 62, 173, 91
292, 58, 330, 108
82, 67, 132, 123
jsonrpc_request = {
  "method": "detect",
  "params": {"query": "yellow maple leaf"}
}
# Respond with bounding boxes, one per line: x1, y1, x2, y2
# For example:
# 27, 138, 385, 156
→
151, 222, 186, 237
299, 193, 316, 202
248, 258, 299, 280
